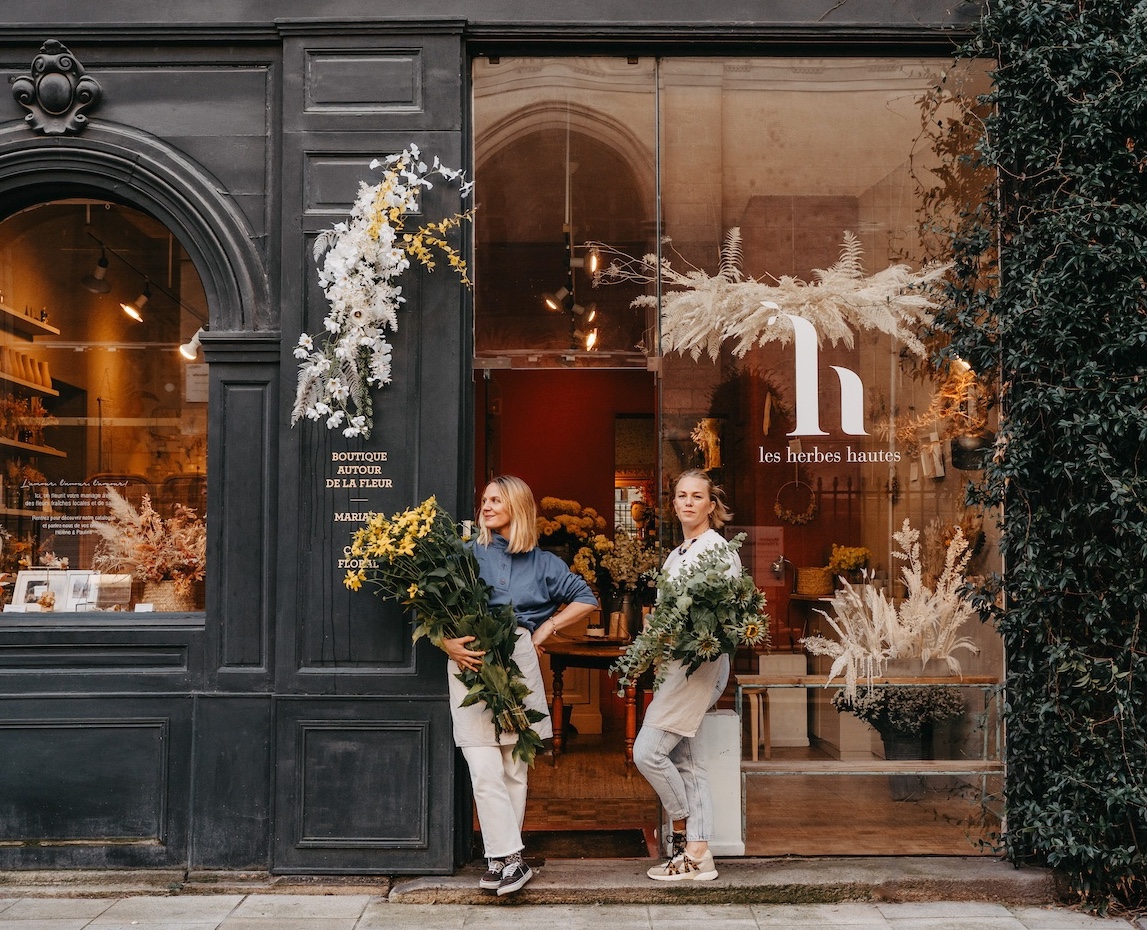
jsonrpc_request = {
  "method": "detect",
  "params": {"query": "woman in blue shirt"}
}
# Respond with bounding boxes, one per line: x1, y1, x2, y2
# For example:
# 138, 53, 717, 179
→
443, 475, 597, 896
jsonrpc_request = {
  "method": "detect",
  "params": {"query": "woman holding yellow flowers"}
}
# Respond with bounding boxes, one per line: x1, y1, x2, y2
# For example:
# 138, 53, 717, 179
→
443, 475, 597, 896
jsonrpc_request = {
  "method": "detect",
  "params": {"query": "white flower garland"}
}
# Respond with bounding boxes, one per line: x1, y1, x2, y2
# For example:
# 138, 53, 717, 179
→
291, 145, 473, 439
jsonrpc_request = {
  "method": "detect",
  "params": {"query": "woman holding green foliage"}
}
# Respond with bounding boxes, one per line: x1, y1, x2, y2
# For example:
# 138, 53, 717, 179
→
634, 468, 739, 883
442, 475, 597, 896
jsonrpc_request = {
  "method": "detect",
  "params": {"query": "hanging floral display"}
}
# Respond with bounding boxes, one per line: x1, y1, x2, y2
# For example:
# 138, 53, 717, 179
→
589, 228, 947, 361
291, 145, 474, 439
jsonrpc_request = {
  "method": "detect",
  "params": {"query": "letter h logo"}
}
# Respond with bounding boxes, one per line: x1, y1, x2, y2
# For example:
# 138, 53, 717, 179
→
771, 313, 867, 436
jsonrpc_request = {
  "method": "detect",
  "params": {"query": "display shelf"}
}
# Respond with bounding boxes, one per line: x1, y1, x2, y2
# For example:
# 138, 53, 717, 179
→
0, 303, 60, 339
0, 436, 65, 457
0, 369, 58, 396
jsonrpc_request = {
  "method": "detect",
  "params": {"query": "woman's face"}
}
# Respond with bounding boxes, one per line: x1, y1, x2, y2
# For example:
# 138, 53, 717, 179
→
674, 475, 715, 537
480, 482, 512, 536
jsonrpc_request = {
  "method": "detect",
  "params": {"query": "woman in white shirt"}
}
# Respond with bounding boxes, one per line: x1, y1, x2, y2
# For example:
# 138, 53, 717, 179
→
634, 468, 738, 882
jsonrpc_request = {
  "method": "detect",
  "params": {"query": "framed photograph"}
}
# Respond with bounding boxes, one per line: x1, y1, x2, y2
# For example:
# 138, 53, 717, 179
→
64, 571, 96, 611
92, 573, 134, 610
11, 569, 50, 609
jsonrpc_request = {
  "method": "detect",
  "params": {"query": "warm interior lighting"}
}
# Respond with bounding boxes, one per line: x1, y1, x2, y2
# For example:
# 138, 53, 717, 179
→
543, 286, 571, 311
121, 282, 150, 321
80, 249, 111, 294
178, 327, 204, 360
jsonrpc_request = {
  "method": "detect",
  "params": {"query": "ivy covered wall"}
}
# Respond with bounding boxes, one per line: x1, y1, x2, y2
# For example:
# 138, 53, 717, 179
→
936, 1, 1147, 913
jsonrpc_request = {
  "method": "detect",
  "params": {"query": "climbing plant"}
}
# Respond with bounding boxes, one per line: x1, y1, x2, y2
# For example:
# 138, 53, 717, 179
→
927, 1, 1147, 913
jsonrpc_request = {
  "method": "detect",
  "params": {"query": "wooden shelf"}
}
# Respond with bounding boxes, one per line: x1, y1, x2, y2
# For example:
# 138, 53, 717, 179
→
0, 303, 60, 339
0, 370, 57, 397
0, 436, 65, 457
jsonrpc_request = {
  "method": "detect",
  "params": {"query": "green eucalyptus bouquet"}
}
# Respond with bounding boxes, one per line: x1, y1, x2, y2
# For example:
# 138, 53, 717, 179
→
344, 496, 545, 764
612, 535, 770, 691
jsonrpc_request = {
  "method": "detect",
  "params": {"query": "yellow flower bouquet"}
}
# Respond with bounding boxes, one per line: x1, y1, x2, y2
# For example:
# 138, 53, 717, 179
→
344, 496, 545, 764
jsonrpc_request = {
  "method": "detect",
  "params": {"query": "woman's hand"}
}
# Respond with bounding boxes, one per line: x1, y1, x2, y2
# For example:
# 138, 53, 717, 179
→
442, 635, 484, 672
531, 618, 556, 655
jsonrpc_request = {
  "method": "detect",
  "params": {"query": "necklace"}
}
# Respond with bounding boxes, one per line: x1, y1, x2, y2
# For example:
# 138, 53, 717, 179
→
678, 536, 700, 555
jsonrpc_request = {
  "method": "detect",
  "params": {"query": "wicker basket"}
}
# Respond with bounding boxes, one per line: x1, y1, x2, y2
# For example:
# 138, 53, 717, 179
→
795, 567, 834, 597
140, 580, 205, 612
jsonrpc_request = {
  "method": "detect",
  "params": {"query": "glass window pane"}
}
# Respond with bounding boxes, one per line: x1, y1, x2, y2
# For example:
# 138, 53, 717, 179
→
0, 201, 207, 615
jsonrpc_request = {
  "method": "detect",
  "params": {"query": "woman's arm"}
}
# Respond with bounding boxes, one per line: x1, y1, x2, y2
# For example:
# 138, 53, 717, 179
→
531, 600, 597, 651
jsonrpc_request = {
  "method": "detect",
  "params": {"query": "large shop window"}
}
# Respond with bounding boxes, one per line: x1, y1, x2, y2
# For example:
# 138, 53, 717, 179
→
473, 55, 1001, 856
0, 201, 207, 615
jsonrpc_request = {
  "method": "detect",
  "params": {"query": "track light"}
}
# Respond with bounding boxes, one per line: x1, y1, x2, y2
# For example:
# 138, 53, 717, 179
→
569, 246, 601, 276
81, 249, 111, 294
570, 301, 596, 323
542, 286, 571, 312
574, 327, 598, 350
178, 327, 204, 360
121, 281, 151, 321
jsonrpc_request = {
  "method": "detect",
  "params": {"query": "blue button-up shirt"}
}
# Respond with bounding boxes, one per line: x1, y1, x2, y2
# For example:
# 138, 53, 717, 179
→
471, 533, 598, 631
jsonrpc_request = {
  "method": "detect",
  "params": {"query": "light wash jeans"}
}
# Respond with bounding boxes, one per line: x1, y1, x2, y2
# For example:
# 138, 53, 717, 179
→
632, 662, 728, 843
461, 744, 529, 859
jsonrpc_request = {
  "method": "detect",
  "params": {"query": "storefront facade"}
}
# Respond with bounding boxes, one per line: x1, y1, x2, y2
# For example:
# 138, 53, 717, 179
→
0, 1, 998, 875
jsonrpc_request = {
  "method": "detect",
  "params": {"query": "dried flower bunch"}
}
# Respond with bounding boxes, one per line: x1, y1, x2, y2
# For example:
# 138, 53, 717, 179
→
831, 684, 966, 736
599, 530, 661, 592
802, 518, 980, 701
590, 229, 947, 361
291, 145, 474, 439
344, 496, 545, 764
91, 489, 206, 594
613, 536, 769, 691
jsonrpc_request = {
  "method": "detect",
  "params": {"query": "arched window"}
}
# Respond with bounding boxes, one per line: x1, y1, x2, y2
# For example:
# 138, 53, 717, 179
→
0, 199, 207, 613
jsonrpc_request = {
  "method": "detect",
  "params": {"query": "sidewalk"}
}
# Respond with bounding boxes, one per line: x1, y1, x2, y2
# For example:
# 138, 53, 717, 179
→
0, 896, 1141, 930
0, 859, 1142, 930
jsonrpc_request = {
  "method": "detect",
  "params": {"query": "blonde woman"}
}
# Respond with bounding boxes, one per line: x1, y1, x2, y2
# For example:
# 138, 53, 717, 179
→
634, 468, 737, 882
442, 475, 597, 896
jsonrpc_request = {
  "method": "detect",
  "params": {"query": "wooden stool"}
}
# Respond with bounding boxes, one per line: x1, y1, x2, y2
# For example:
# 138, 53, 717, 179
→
745, 688, 771, 761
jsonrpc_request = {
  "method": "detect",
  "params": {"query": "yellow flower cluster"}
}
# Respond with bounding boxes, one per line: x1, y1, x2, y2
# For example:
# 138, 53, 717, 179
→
403, 211, 475, 286
571, 533, 614, 586
827, 544, 871, 574
344, 496, 438, 592
600, 530, 661, 589
536, 497, 607, 544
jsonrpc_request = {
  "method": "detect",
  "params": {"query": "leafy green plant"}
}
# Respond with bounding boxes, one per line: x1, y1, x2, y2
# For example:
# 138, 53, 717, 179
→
926, 2, 1147, 913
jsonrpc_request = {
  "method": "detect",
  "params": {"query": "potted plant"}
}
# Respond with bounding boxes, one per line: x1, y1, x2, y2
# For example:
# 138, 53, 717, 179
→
827, 544, 871, 584
802, 518, 980, 699
831, 683, 966, 800
91, 488, 206, 611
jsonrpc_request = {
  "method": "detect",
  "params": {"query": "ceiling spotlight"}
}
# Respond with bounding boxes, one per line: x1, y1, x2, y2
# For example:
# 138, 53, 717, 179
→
570, 301, 597, 323
121, 281, 151, 322
573, 327, 599, 351
81, 249, 111, 294
178, 327, 205, 360
542, 286, 571, 312
570, 247, 602, 276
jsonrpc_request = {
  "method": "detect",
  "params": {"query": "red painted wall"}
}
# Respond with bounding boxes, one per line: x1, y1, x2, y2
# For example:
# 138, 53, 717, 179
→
474, 369, 656, 529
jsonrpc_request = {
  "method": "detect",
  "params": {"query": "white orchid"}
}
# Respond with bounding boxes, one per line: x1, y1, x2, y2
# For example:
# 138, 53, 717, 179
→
291, 146, 473, 439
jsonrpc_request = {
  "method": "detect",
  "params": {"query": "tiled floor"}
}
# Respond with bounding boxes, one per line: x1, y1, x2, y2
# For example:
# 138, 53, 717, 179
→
0, 897, 1140, 930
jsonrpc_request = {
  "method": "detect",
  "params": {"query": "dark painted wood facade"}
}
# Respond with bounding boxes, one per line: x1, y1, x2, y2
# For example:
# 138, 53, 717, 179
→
0, 2, 976, 875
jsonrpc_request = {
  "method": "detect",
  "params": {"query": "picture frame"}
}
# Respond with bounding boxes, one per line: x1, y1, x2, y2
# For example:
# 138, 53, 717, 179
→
11, 569, 50, 608
64, 570, 96, 611
92, 573, 134, 610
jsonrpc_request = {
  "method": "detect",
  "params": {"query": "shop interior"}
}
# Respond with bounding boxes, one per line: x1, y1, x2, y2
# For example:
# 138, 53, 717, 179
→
471, 55, 1003, 858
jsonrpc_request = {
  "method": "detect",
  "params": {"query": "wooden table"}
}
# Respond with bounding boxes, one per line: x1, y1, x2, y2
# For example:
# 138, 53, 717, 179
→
545, 639, 643, 767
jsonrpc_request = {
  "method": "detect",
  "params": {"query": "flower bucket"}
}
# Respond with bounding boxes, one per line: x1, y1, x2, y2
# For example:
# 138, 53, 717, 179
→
140, 580, 204, 612
880, 726, 930, 801
795, 567, 833, 597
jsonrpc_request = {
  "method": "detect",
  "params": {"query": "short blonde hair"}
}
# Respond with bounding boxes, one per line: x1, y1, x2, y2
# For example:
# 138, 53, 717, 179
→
477, 475, 539, 554
673, 468, 733, 530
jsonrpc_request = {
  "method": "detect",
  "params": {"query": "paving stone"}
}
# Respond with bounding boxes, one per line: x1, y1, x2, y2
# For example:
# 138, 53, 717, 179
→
1009, 906, 1139, 929
0, 898, 114, 919
219, 920, 359, 930
226, 895, 372, 921
751, 902, 893, 925
354, 902, 473, 930
92, 895, 244, 923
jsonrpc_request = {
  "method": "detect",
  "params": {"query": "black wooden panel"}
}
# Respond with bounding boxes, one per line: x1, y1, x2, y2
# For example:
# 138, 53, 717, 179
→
189, 695, 273, 869
0, 644, 186, 670
283, 33, 461, 133
0, 719, 167, 841
0, 697, 192, 868
273, 697, 455, 873
305, 50, 421, 111
203, 333, 279, 689
298, 722, 426, 846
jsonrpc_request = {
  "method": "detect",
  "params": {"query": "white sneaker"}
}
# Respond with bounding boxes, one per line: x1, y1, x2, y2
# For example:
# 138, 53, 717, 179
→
647, 848, 718, 881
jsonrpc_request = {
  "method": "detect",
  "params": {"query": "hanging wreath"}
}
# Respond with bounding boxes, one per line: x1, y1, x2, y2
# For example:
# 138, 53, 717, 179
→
774, 480, 817, 526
